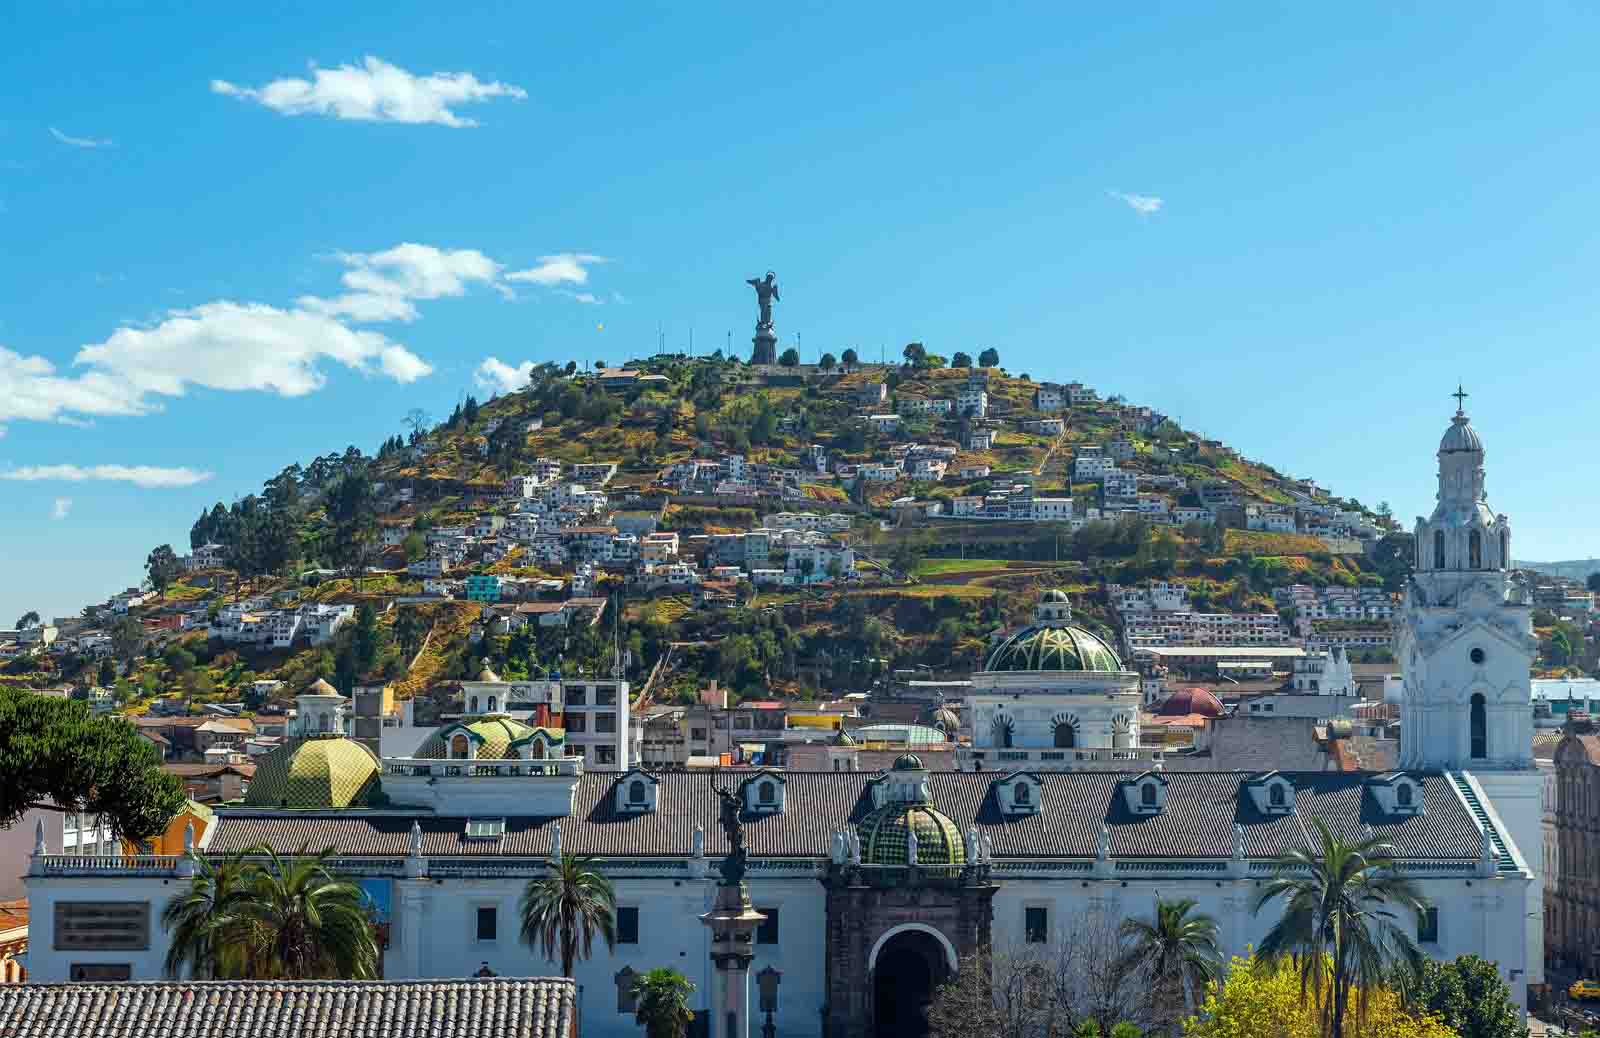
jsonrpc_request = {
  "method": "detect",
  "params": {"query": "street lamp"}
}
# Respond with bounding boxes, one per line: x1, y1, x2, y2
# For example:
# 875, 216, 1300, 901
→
756, 966, 782, 1038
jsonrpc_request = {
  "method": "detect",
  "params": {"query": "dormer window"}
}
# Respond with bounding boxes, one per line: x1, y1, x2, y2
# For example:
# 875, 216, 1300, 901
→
614, 769, 659, 814
742, 771, 786, 815
450, 734, 471, 760
1015, 782, 1031, 805
464, 818, 505, 841
759, 783, 775, 805
1269, 785, 1285, 808
1141, 784, 1157, 808
1243, 772, 1296, 816
995, 772, 1041, 817
1397, 783, 1413, 808
1120, 771, 1168, 817
1365, 773, 1424, 818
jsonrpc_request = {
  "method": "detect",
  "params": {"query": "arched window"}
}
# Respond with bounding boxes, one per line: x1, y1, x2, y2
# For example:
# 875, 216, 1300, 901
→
1470, 693, 1487, 759
527, 739, 544, 760
1433, 530, 1445, 569
1015, 783, 1031, 805
1141, 783, 1157, 807
450, 734, 470, 760
1500, 529, 1509, 567
469, 696, 479, 713
629, 779, 646, 803
1397, 783, 1413, 807
993, 716, 1013, 748
1469, 529, 1482, 569
758, 782, 776, 805
487, 695, 497, 713
1053, 722, 1077, 748
1269, 784, 1286, 808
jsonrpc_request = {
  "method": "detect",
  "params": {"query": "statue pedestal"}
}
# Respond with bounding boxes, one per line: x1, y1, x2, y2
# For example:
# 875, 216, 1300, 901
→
750, 327, 778, 365
700, 882, 767, 1038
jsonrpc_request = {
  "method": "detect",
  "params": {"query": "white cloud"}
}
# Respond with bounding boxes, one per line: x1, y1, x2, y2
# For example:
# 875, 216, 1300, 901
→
51, 497, 72, 520
49, 127, 113, 149
212, 56, 526, 127
302, 243, 504, 324
3, 465, 214, 489
474, 356, 535, 395
505, 253, 605, 287
1108, 190, 1163, 215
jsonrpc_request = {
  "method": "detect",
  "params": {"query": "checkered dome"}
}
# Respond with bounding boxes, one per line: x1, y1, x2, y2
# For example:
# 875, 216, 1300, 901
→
859, 803, 967, 866
242, 735, 379, 809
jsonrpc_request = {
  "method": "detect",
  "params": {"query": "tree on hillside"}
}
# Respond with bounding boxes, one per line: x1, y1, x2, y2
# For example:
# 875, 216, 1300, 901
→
97, 658, 117, 687
778, 347, 800, 367
978, 347, 1000, 367
902, 342, 928, 368
951, 351, 972, 367
402, 407, 432, 440
841, 348, 859, 365
109, 615, 146, 664
818, 352, 837, 370
15, 610, 40, 630
146, 544, 182, 598
1404, 954, 1528, 1038
1587, 571, 1600, 593
0, 685, 185, 844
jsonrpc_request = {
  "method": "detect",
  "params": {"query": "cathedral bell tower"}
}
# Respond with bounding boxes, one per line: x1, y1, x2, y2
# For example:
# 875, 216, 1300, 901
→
1398, 387, 1534, 771
1397, 389, 1543, 988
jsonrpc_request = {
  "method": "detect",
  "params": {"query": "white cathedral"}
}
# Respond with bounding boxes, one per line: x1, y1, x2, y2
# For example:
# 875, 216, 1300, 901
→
21, 393, 1544, 1036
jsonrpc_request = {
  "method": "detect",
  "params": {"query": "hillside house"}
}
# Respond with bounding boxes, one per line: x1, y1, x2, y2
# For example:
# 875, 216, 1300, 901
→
1034, 384, 1066, 411
1021, 417, 1064, 436
956, 384, 989, 418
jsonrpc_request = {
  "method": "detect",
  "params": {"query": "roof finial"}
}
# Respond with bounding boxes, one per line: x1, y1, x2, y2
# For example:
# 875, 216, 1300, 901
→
1452, 383, 1468, 416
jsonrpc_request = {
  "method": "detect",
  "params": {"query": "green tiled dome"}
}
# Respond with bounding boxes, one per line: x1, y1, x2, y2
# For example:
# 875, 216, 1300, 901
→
985, 624, 1122, 673
414, 716, 564, 760
243, 735, 379, 809
859, 803, 967, 866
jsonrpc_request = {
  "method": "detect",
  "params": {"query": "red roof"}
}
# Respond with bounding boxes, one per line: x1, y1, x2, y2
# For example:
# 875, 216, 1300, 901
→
1158, 687, 1225, 719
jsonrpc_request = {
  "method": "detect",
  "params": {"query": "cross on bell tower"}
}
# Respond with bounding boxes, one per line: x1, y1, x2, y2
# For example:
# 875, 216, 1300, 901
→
1452, 383, 1469, 416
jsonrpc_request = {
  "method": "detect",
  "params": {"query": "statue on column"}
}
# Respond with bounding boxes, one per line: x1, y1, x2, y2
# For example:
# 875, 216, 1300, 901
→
713, 782, 748, 886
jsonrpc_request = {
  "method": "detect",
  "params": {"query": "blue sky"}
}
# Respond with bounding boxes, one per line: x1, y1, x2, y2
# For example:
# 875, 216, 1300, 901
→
3, 3, 1599, 625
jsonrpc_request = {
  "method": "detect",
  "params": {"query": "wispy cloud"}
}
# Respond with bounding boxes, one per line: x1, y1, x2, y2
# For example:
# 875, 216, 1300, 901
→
212, 56, 526, 127
301, 243, 505, 323
1108, 190, 1162, 215
474, 357, 535, 395
506, 253, 606, 287
51, 497, 72, 520
2, 464, 214, 489
49, 127, 114, 149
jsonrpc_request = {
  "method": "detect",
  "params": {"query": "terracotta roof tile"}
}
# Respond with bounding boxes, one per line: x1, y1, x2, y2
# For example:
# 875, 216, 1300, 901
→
211, 770, 1487, 862
0, 978, 574, 1038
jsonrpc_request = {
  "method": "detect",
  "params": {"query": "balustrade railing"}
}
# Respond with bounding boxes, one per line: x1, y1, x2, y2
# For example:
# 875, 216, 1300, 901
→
381, 756, 583, 778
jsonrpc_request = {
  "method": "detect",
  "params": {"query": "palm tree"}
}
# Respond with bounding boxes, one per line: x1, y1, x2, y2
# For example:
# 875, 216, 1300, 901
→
1118, 896, 1222, 1032
632, 967, 696, 1038
160, 845, 258, 978
1253, 819, 1428, 1037
231, 845, 379, 980
519, 853, 617, 978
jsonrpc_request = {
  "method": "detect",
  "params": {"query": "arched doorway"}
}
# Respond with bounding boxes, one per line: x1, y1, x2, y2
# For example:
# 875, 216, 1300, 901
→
872, 928, 951, 1038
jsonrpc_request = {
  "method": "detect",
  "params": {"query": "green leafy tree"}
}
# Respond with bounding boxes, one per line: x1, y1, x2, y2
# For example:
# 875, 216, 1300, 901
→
1119, 897, 1223, 1033
1253, 819, 1428, 1038
1405, 954, 1528, 1038
97, 657, 117, 687
632, 967, 696, 1038
109, 615, 147, 665
978, 347, 1000, 367
778, 347, 800, 367
15, 610, 40, 630
951, 351, 972, 367
902, 342, 928, 368
161, 845, 258, 978
146, 544, 182, 598
841, 348, 858, 365
519, 853, 617, 977
818, 352, 837, 370
0, 685, 184, 844
234, 845, 379, 980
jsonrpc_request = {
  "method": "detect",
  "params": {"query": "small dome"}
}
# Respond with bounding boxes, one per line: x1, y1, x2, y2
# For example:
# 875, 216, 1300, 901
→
832, 727, 857, 747
1040, 588, 1071, 604
477, 667, 502, 683
859, 803, 967, 866
306, 678, 339, 696
244, 735, 379, 808
413, 716, 560, 760
1440, 414, 1482, 454
985, 624, 1122, 673
892, 752, 925, 771
929, 706, 960, 733
1158, 687, 1224, 719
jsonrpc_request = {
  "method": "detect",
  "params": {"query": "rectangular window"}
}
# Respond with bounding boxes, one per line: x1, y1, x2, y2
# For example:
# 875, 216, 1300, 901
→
757, 908, 780, 945
476, 906, 498, 942
566, 714, 588, 733
690, 728, 707, 742
617, 906, 639, 944
596, 687, 618, 706
567, 689, 587, 706
1417, 907, 1439, 944
1025, 906, 1048, 944
596, 713, 617, 734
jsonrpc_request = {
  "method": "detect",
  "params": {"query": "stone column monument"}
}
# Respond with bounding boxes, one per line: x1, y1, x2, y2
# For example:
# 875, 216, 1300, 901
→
746, 271, 780, 365
700, 782, 767, 1038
